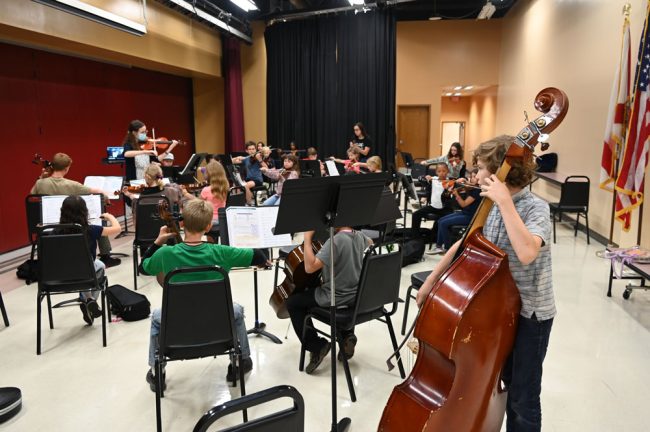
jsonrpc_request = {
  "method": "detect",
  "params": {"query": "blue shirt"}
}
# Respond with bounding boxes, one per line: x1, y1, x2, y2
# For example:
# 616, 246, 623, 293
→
243, 157, 263, 183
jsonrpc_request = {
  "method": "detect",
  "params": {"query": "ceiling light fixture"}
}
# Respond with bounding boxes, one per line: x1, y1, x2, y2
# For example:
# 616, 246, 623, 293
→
32, 0, 146, 36
453, 86, 463, 90
230, 0, 258, 12
464, 86, 474, 90
477, 1, 496, 20
445, 92, 453, 96
348, 0, 365, 5
454, 92, 462, 96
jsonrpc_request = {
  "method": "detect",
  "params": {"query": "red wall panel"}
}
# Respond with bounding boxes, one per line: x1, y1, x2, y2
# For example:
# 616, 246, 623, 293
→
0, 43, 195, 253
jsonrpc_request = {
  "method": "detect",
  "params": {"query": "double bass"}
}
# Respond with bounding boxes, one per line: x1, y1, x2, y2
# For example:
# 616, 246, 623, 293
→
378, 88, 568, 432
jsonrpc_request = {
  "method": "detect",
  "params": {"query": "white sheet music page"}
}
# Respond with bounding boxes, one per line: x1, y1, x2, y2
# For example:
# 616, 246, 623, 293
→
84, 176, 123, 200
226, 206, 293, 248
325, 160, 339, 176
41, 195, 103, 226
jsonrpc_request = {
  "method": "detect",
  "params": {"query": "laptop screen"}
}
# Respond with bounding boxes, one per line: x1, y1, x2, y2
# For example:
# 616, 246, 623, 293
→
107, 147, 125, 161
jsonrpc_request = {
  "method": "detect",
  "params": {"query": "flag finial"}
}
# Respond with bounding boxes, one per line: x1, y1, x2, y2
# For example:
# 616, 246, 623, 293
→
623, 3, 631, 17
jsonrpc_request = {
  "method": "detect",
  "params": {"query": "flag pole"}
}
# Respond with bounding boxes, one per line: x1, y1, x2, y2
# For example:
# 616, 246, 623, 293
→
609, 3, 632, 245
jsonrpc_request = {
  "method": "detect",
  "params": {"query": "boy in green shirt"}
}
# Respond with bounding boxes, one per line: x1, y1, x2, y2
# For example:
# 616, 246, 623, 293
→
139, 199, 268, 391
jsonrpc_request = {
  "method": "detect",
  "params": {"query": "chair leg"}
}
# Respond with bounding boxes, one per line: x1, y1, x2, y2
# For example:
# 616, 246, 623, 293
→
574, 213, 580, 237
401, 285, 415, 335
585, 213, 590, 245
46, 293, 54, 329
238, 353, 248, 423
386, 314, 406, 379
101, 291, 107, 347
0, 291, 9, 327
37, 293, 42, 355
133, 245, 139, 291
273, 259, 280, 289
339, 337, 357, 402
552, 211, 557, 244
155, 358, 163, 432
299, 315, 312, 372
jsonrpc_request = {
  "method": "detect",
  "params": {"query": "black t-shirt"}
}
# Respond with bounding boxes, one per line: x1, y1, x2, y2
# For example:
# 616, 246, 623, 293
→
462, 189, 483, 216
123, 142, 137, 181
352, 136, 373, 161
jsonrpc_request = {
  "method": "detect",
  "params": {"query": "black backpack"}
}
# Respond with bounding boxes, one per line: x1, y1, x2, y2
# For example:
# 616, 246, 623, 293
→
401, 238, 425, 267
106, 284, 151, 321
16, 259, 39, 284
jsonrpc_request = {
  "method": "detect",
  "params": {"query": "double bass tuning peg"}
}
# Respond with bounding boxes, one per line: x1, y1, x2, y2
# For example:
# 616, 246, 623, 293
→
538, 133, 550, 151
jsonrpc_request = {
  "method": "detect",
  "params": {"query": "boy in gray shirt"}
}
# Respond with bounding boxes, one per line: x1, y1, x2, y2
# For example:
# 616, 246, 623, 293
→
286, 228, 372, 374
416, 135, 554, 432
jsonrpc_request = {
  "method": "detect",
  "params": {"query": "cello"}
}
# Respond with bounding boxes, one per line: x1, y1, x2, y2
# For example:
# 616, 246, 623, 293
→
378, 88, 568, 432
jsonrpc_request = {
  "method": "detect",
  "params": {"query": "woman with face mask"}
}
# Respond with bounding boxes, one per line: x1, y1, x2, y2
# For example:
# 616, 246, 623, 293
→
122, 120, 179, 181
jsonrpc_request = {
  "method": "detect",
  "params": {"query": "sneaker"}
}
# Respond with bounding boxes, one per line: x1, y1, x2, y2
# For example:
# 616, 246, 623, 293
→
79, 302, 93, 325
146, 369, 166, 393
426, 246, 445, 255
306, 341, 331, 374
226, 357, 253, 382
86, 299, 102, 318
337, 334, 358, 362
99, 255, 121, 268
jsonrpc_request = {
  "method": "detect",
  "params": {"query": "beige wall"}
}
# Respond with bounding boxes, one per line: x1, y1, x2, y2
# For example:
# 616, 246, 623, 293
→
467, 86, 498, 159
0, 0, 225, 154
497, 0, 649, 246
241, 22, 268, 144
396, 20, 502, 158
193, 78, 225, 154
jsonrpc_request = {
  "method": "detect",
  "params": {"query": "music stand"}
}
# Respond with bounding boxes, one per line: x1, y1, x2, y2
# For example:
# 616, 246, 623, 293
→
218, 207, 283, 345
299, 159, 321, 178
101, 157, 132, 238
275, 173, 388, 432
397, 173, 418, 226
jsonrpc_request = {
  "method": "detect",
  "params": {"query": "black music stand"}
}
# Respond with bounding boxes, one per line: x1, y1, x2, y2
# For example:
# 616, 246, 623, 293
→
274, 173, 388, 432
102, 157, 131, 239
218, 207, 282, 345
397, 173, 418, 227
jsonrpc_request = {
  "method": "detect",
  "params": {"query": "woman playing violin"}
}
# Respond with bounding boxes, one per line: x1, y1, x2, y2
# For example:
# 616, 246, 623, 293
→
421, 141, 466, 179
122, 120, 180, 181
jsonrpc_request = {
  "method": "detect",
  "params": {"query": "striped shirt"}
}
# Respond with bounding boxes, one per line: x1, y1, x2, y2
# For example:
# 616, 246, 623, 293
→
483, 188, 555, 321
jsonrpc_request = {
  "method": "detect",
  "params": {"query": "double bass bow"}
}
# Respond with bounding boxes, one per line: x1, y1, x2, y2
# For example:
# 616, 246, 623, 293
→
378, 88, 568, 432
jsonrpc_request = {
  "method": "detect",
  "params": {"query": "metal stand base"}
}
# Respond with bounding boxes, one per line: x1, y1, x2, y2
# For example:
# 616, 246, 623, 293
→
246, 268, 282, 345
332, 418, 351, 432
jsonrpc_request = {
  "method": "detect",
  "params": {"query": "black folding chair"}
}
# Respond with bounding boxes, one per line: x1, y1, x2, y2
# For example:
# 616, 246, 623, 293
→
25, 195, 44, 260
155, 266, 247, 432
549, 175, 590, 244
36, 224, 108, 355
299, 246, 406, 402
226, 186, 247, 207
0, 291, 9, 327
132, 195, 170, 290
193, 385, 304, 432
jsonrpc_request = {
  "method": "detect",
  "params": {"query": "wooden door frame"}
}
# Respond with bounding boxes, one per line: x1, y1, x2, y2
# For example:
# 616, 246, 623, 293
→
396, 104, 431, 161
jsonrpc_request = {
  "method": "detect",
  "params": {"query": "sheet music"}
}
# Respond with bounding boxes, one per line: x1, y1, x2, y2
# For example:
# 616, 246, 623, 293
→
129, 178, 170, 186
325, 160, 339, 176
84, 176, 123, 200
226, 206, 293, 248
41, 195, 103, 226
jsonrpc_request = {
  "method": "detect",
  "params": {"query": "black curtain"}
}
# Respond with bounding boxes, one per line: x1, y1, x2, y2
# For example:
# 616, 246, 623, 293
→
265, 10, 396, 166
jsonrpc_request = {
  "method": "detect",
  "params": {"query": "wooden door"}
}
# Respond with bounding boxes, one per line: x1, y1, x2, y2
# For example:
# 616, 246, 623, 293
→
397, 105, 430, 167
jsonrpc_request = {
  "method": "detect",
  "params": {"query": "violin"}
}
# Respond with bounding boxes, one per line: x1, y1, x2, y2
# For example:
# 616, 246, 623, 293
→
139, 137, 186, 151
269, 241, 323, 319
180, 182, 208, 193
157, 200, 183, 244
32, 154, 53, 178
115, 185, 146, 196
378, 88, 569, 432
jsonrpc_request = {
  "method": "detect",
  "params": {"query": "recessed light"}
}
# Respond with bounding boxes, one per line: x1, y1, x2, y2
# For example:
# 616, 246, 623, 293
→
464, 86, 474, 90
454, 92, 462, 96
445, 92, 453, 96
429, 16, 442, 21
453, 86, 463, 90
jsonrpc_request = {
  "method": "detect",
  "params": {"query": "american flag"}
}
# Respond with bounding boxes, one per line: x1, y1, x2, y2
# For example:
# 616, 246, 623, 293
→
616, 7, 650, 231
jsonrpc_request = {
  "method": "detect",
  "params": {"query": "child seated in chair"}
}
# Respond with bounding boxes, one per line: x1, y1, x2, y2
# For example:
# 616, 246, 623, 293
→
286, 228, 373, 374
139, 199, 269, 392
428, 168, 481, 254
58, 195, 121, 325
411, 163, 455, 231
